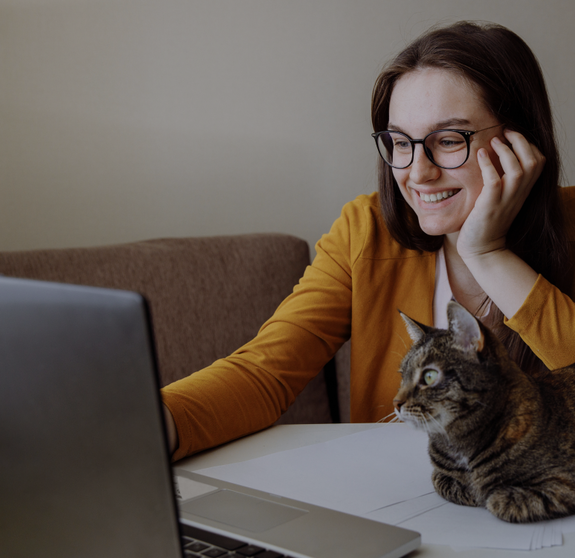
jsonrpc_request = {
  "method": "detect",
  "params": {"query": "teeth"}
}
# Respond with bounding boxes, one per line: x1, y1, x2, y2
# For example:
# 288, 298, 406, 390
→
419, 190, 455, 203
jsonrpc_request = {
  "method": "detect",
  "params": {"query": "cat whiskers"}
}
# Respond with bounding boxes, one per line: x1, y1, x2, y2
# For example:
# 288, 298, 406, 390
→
399, 408, 446, 437
394, 331, 409, 352
425, 412, 448, 437
377, 410, 403, 424
396, 407, 429, 431
414, 412, 432, 434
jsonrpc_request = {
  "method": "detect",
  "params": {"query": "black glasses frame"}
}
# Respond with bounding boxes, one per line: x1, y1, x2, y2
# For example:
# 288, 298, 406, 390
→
371, 123, 503, 170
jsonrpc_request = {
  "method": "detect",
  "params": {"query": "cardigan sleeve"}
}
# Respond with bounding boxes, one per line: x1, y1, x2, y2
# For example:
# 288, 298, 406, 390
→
504, 186, 575, 370
161, 195, 369, 460
505, 274, 575, 370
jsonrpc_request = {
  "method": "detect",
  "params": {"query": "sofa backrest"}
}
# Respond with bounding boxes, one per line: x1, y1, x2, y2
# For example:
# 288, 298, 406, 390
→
0, 234, 335, 423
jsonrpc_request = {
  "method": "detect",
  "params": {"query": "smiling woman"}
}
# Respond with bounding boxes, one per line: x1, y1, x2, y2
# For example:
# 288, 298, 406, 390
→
162, 21, 575, 460
387, 68, 503, 237
370, 21, 567, 374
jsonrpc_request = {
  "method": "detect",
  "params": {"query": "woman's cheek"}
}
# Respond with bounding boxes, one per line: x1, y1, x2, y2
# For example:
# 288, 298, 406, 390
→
392, 170, 413, 204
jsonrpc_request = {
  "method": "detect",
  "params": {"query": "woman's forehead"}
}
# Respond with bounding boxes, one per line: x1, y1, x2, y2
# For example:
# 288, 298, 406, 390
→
388, 68, 488, 133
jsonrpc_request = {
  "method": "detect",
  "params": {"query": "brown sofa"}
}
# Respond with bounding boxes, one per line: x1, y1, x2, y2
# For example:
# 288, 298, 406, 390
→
0, 233, 350, 424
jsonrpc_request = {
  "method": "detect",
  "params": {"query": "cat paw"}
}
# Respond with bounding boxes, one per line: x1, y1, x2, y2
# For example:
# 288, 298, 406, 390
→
432, 471, 478, 507
486, 486, 567, 523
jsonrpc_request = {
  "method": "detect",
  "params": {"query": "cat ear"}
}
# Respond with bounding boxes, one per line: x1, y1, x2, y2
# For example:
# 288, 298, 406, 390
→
399, 310, 429, 344
446, 301, 484, 353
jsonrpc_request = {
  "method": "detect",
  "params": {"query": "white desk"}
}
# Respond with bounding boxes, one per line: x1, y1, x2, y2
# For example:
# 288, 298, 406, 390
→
175, 423, 575, 558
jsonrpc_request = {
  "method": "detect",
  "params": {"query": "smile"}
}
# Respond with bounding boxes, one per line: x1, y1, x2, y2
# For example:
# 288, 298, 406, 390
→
417, 190, 458, 203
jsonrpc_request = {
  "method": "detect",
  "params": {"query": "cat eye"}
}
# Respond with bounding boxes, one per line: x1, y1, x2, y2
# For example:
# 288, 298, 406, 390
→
422, 369, 439, 386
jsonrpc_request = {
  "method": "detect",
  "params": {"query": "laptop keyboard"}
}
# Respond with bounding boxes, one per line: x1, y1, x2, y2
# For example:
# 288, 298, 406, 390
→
181, 523, 294, 558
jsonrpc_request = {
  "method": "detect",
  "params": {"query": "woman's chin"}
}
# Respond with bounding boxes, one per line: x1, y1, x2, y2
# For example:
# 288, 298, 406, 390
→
418, 219, 462, 237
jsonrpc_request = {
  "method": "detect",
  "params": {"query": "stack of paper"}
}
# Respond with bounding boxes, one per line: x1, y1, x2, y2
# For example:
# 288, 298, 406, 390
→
195, 424, 575, 551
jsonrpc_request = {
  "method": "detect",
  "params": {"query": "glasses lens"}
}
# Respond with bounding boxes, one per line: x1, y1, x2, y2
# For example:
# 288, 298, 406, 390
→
376, 131, 412, 169
424, 131, 468, 169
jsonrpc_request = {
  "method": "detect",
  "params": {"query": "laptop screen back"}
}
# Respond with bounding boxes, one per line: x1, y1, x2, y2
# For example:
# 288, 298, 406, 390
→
0, 277, 182, 558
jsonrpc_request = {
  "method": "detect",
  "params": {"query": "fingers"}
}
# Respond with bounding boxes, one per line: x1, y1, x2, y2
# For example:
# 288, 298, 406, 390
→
490, 130, 545, 197
476, 147, 504, 204
459, 130, 544, 261
502, 129, 545, 169
472, 130, 543, 235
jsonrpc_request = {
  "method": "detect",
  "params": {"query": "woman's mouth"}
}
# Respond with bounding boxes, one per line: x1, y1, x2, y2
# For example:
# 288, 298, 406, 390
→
417, 189, 458, 203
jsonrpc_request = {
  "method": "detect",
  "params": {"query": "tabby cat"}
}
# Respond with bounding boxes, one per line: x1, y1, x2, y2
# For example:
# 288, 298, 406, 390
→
394, 300, 575, 523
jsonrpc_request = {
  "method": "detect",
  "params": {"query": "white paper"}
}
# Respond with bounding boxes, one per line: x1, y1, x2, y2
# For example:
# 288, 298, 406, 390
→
399, 503, 561, 551
558, 515, 575, 533
194, 423, 569, 550
195, 423, 433, 515
363, 492, 446, 525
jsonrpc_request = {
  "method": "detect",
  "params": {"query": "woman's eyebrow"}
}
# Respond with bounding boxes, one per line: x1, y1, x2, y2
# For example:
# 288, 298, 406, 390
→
386, 118, 474, 133
434, 118, 473, 129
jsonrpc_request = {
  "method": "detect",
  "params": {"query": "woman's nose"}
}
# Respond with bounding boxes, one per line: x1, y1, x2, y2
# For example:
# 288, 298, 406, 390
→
409, 145, 441, 183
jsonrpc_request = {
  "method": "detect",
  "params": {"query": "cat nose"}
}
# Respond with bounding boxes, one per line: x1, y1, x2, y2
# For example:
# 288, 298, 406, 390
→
393, 398, 404, 411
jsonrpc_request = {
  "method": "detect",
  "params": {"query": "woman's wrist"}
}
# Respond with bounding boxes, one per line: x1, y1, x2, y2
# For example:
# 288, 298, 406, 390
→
462, 248, 538, 319
163, 403, 179, 457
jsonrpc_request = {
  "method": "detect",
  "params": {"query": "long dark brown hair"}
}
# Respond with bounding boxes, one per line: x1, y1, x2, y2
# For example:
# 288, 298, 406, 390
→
371, 21, 570, 373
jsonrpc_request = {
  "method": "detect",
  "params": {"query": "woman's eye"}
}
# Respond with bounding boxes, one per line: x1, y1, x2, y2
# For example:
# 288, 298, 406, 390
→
422, 369, 439, 385
394, 140, 411, 150
438, 137, 464, 149
439, 139, 459, 147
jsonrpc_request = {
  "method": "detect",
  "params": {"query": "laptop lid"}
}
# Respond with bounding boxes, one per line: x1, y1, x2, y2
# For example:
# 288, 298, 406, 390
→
0, 276, 182, 558
0, 275, 420, 558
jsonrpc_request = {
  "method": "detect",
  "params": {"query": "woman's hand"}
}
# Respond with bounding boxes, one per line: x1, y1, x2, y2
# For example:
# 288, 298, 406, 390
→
456, 129, 545, 261
453, 129, 543, 319
163, 403, 179, 457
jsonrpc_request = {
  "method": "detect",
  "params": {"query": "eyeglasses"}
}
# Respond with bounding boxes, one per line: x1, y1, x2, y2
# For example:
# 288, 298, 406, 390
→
371, 123, 503, 170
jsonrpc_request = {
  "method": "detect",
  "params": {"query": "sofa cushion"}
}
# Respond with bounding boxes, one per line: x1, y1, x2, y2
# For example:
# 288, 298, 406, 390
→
0, 234, 334, 423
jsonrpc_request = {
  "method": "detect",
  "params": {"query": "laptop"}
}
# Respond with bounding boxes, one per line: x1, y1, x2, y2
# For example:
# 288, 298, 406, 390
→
0, 275, 420, 558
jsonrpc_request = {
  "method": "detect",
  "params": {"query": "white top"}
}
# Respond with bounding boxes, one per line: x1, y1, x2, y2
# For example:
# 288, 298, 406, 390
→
433, 247, 491, 329
433, 247, 453, 329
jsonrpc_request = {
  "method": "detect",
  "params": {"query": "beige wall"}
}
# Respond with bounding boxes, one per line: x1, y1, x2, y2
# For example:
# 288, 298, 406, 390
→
1, 0, 574, 252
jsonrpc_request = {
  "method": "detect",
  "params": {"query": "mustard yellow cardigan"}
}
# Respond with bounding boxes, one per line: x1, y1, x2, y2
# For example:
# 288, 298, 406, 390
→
162, 188, 575, 460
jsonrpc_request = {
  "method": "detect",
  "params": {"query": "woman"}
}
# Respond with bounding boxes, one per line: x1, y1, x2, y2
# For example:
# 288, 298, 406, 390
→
162, 21, 575, 460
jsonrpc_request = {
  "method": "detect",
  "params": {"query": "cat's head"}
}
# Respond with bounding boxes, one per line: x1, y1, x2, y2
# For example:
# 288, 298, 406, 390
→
394, 301, 502, 436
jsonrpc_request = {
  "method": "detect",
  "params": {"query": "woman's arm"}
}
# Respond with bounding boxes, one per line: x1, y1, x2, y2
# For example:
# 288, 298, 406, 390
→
160, 197, 370, 460
456, 130, 575, 369
456, 130, 544, 319
163, 403, 178, 456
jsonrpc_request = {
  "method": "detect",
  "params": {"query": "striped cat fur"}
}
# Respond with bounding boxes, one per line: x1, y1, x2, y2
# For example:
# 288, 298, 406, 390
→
393, 301, 575, 523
